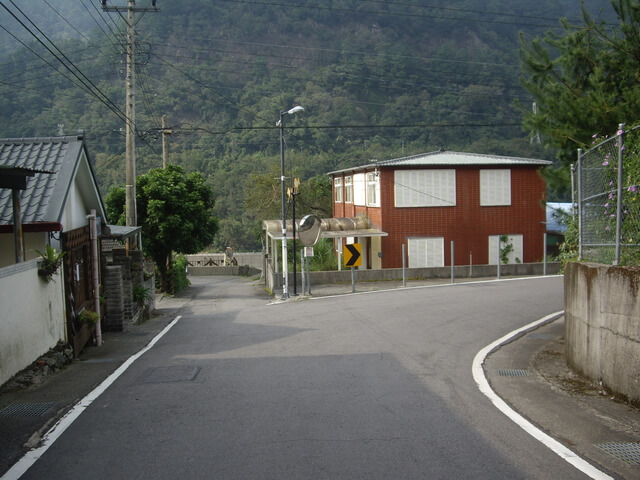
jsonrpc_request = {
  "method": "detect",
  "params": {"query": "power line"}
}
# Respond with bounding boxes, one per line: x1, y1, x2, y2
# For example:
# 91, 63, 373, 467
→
176, 122, 522, 136
147, 47, 527, 106
42, 0, 93, 44
363, 0, 574, 23
1, 1, 129, 124
149, 52, 273, 127
216, 0, 560, 28
150, 42, 522, 87
149, 34, 518, 69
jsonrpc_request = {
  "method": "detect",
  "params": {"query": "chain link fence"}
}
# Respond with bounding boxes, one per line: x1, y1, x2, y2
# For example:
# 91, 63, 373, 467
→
576, 124, 640, 265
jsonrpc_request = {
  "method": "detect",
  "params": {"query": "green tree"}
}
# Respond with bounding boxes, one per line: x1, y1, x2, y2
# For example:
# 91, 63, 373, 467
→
105, 165, 218, 292
519, 0, 640, 166
245, 166, 332, 221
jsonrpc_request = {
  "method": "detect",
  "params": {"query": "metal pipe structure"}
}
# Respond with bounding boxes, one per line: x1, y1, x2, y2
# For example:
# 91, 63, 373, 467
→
88, 210, 102, 347
12, 189, 24, 263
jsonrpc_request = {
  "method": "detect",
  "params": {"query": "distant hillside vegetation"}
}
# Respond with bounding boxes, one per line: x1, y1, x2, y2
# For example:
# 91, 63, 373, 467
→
0, 0, 614, 249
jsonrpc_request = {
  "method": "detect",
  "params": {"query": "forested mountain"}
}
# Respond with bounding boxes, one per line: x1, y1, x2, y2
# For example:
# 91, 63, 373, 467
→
0, 0, 613, 250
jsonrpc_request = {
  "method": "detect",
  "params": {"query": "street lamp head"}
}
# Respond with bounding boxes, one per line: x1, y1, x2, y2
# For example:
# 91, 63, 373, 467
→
287, 105, 304, 115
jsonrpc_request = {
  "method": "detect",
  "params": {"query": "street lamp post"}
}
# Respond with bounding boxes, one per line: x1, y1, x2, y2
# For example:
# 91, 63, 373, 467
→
278, 105, 304, 299
289, 177, 301, 296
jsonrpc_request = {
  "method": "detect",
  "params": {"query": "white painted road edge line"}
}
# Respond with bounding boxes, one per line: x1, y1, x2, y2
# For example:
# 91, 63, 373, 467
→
305, 275, 564, 302
1, 315, 183, 480
472, 312, 614, 480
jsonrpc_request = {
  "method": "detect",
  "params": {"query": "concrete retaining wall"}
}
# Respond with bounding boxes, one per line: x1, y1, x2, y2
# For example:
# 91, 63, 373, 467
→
564, 262, 640, 405
0, 260, 66, 386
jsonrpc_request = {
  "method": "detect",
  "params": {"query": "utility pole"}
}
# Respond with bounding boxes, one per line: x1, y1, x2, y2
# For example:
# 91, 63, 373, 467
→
102, 1, 159, 228
161, 115, 172, 168
530, 102, 541, 145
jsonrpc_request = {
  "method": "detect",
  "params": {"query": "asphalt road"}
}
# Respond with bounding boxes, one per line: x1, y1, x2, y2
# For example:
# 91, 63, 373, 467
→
17, 275, 587, 479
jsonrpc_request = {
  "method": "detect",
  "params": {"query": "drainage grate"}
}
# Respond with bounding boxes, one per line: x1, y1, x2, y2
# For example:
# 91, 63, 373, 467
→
0, 402, 55, 417
143, 366, 201, 384
498, 369, 529, 377
596, 442, 640, 465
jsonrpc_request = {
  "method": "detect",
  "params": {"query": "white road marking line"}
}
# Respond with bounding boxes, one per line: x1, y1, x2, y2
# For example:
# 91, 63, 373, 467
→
1, 315, 182, 480
472, 312, 614, 480
305, 275, 563, 301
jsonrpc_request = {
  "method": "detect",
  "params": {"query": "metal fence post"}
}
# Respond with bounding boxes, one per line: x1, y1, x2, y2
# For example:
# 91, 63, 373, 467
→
543, 233, 547, 276
497, 236, 501, 280
351, 266, 356, 293
615, 124, 625, 265
402, 244, 407, 287
570, 163, 576, 221
450, 241, 455, 284
577, 148, 583, 261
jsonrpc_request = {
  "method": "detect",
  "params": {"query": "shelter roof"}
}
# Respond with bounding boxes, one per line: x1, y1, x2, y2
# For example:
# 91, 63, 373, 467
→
263, 217, 387, 241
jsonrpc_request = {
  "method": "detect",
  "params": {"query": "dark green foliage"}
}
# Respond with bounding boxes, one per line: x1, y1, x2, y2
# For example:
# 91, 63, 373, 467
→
309, 238, 339, 271
132, 284, 152, 306
520, 0, 640, 166
2, 0, 613, 247
35, 245, 65, 282
171, 254, 191, 294
106, 165, 218, 292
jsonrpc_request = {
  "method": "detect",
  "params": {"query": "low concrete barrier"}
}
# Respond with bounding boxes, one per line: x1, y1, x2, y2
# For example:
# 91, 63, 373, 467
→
188, 265, 261, 277
307, 262, 560, 285
263, 262, 561, 294
565, 262, 640, 406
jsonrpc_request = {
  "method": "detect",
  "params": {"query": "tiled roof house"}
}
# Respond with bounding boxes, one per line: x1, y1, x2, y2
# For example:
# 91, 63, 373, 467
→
0, 135, 107, 267
329, 150, 552, 269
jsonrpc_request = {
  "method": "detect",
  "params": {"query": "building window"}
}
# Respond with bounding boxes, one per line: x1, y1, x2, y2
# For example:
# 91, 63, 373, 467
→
480, 169, 511, 206
354, 173, 366, 206
488, 234, 523, 265
394, 169, 456, 207
408, 237, 444, 268
345, 176, 353, 203
366, 171, 380, 206
334, 177, 343, 203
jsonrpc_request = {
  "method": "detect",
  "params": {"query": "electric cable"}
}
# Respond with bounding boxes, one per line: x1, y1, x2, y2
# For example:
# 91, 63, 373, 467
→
1, 1, 129, 124
216, 0, 560, 29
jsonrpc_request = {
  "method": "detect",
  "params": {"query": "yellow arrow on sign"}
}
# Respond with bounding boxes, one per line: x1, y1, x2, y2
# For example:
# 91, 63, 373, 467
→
344, 243, 362, 267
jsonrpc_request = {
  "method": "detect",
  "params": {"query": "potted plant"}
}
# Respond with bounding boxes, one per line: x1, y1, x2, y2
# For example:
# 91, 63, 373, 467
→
79, 309, 99, 327
36, 245, 65, 282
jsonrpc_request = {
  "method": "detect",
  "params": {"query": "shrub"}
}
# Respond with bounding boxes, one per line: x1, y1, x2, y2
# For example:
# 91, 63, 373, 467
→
171, 254, 191, 293
79, 309, 99, 326
132, 284, 152, 306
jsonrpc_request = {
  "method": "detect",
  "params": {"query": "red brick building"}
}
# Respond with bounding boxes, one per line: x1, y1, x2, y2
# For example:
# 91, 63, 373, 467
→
329, 150, 551, 270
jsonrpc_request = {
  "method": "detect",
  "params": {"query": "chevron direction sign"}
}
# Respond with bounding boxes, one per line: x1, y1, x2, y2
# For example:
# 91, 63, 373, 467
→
344, 243, 362, 268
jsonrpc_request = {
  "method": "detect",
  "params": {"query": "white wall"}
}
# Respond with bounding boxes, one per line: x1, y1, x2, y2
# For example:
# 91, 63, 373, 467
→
0, 232, 48, 268
62, 179, 89, 231
0, 259, 66, 386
